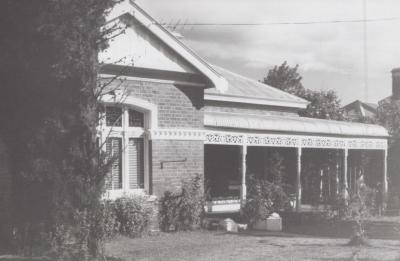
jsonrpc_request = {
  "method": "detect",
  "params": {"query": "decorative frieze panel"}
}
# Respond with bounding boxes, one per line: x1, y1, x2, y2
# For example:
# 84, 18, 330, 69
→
247, 135, 299, 147
205, 133, 244, 145
347, 139, 387, 150
145, 129, 387, 149
300, 137, 346, 149
205, 131, 388, 150
149, 129, 205, 141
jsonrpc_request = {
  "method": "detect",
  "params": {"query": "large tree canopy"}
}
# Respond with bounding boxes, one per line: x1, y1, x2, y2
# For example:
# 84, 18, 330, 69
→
263, 61, 345, 121
0, 0, 119, 259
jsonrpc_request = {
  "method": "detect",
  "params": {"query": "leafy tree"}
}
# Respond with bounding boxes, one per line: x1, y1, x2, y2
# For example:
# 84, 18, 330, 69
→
300, 89, 346, 120
377, 100, 400, 200
377, 100, 400, 140
263, 61, 306, 97
263, 61, 346, 121
0, 0, 120, 259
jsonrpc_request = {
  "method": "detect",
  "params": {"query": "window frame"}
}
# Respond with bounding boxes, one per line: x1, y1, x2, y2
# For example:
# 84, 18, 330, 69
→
100, 104, 149, 199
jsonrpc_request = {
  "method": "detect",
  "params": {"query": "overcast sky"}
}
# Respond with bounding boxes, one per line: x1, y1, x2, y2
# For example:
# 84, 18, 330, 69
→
135, 0, 400, 104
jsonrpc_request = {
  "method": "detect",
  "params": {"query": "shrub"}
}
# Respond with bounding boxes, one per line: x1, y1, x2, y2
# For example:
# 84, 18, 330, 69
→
113, 196, 153, 238
346, 180, 375, 246
159, 174, 204, 231
388, 193, 400, 215
96, 200, 120, 240
241, 174, 289, 227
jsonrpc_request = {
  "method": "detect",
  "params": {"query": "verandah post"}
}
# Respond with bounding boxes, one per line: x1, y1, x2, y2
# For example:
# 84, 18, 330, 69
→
240, 145, 247, 205
343, 148, 349, 199
335, 150, 340, 196
296, 147, 302, 212
382, 148, 388, 209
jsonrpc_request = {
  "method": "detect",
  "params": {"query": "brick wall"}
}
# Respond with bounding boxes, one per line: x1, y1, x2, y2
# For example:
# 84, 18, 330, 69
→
151, 140, 204, 197
205, 100, 299, 117
112, 79, 204, 129
106, 79, 205, 197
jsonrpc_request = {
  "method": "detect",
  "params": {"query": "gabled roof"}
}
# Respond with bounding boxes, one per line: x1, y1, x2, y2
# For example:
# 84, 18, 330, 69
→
104, 1, 308, 108
343, 100, 378, 118
205, 65, 309, 109
103, 0, 228, 91
364, 102, 378, 110
344, 100, 377, 111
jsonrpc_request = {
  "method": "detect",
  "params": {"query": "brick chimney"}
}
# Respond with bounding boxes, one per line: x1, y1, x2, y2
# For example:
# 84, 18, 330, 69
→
392, 68, 400, 100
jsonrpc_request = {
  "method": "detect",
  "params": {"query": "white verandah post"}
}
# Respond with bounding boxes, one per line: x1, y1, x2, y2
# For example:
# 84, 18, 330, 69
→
383, 148, 388, 208
296, 147, 302, 212
335, 150, 340, 196
343, 148, 349, 199
240, 145, 247, 205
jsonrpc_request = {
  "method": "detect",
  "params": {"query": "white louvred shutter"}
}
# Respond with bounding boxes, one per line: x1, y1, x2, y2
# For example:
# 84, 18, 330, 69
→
128, 138, 144, 189
106, 137, 122, 189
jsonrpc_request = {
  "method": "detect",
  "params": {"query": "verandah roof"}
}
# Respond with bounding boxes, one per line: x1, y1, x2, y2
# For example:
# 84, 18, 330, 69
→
205, 112, 388, 138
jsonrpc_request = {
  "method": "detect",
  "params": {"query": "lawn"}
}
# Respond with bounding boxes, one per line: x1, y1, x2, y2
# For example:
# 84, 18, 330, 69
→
106, 230, 400, 261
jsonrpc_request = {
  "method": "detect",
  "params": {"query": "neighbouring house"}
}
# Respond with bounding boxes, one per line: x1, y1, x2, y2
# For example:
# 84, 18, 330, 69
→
0, 1, 390, 223
343, 100, 378, 121
343, 67, 400, 120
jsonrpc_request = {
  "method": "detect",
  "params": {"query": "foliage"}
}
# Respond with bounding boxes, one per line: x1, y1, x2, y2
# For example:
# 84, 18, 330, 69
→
159, 174, 205, 232
300, 90, 346, 120
377, 99, 400, 201
266, 152, 286, 185
263, 61, 346, 120
241, 174, 290, 227
113, 196, 153, 238
346, 179, 375, 246
96, 200, 120, 240
0, 0, 120, 259
263, 61, 306, 97
377, 100, 400, 139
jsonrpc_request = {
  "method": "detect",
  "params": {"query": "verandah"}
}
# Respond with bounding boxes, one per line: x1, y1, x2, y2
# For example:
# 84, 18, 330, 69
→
204, 131, 388, 213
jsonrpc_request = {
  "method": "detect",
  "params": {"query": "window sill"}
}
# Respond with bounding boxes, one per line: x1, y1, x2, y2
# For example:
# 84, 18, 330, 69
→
103, 189, 148, 200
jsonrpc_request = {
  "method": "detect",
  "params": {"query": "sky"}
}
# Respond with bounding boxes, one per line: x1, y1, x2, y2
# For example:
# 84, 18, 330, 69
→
135, 0, 400, 105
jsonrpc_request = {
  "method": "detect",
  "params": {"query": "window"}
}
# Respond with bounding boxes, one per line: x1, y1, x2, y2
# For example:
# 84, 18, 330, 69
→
129, 108, 144, 127
102, 106, 146, 193
106, 107, 122, 127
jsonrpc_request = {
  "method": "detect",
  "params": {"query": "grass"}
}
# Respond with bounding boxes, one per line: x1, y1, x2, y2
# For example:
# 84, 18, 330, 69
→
105, 230, 400, 261
3, 216, 400, 260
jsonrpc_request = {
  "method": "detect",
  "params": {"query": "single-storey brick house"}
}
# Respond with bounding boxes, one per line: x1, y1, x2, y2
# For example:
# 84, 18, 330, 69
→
0, 0, 390, 219
97, 1, 389, 212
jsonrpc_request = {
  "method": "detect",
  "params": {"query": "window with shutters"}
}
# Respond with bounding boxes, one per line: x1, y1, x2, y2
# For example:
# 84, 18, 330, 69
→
102, 105, 147, 195
106, 137, 122, 189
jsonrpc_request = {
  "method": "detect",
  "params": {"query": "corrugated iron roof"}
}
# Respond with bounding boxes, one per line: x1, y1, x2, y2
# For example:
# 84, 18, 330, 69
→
205, 112, 388, 138
205, 65, 309, 108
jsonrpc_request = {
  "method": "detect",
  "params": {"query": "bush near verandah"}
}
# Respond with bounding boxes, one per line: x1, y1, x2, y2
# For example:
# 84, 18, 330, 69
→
158, 174, 205, 232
